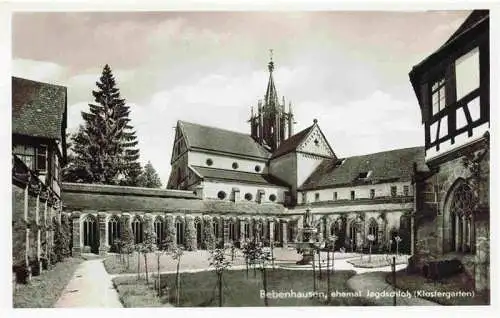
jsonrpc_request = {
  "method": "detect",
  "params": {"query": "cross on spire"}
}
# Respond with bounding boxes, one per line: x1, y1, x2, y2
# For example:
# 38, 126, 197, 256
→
268, 48, 274, 72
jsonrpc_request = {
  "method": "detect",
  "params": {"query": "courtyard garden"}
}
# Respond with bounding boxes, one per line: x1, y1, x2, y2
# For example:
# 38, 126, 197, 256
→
113, 268, 373, 307
13, 257, 83, 308
387, 269, 490, 305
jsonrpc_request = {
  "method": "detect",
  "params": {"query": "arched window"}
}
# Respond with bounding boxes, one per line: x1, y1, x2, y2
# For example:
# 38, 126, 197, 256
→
450, 183, 476, 253
176, 218, 185, 246
349, 220, 358, 251
213, 219, 220, 240
83, 214, 98, 253
368, 218, 378, 245
132, 216, 144, 244
108, 215, 121, 246
195, 218, 203, 248
154, 217, 165, 245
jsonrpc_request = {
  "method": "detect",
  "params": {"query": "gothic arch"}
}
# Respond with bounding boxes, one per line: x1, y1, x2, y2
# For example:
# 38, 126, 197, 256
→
131, 215, 144, 244
82, 214, 99, 254
443, 178, 477, 253
108, 214, 121, 248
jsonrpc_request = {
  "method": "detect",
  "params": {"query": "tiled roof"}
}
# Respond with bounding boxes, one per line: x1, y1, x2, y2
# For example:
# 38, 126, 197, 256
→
12, 77, 67, 140
61, 182, 285, 215
271, 125, 314, 159
299, 146, 426, 190
179, 121, 271, 159
62, 182, 200, 199
191, 166, 289, 187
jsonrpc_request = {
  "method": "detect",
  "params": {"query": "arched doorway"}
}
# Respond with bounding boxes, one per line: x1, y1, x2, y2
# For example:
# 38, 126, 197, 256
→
82, 214, 99, 254
331, 218, 345, 251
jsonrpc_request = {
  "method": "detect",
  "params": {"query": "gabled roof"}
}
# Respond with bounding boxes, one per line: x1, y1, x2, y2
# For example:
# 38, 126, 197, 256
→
409, 10, 489, 109
12, 77, 67, 140
191, 166, 289, 187
443, 10, 489, 47
178, 120, 271, 159
299, 146, 426, 190
271, 124, 314, 159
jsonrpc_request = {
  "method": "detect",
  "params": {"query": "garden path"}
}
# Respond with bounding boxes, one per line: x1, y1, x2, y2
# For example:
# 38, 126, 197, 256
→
54, 259, 123, 308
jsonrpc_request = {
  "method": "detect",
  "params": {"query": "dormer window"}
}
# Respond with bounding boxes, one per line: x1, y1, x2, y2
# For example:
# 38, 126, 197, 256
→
358, 172, 369, 179
335, 159, 345, 167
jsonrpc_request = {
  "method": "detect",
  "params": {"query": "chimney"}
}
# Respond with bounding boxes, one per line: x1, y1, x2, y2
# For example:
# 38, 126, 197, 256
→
232, 187, 240, 202
194, 185, 204, 199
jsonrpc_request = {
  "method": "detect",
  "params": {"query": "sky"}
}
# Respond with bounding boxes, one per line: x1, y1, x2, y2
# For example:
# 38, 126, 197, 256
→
12, 10, 471, 186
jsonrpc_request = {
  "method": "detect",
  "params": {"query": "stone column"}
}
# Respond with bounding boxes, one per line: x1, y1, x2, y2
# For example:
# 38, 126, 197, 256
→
410, 215, 415, 255
185, 215, 196, 250
281, 222, 288, 247
98, 212, 108, 256
462, 216, 467, 252
44, 195, 49, 260
455, 215, 460, 252
35, 193, 41, 265
269, 220, 275, 244
24, 184, 30, 269
71, 212, 81, 256
239, 219, 246, 245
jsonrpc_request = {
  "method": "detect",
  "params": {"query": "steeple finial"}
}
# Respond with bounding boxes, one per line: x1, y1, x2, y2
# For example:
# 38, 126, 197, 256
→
268, 49, 274, 72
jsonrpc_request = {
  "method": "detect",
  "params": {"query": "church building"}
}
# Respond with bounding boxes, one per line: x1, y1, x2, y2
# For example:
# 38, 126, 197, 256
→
166, 55, 425, 254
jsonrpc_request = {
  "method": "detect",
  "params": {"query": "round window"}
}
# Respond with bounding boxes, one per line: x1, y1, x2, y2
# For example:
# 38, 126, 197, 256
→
269, 194, 277, 202
244, 193, 253, 201
217, 191, 226, 200
206, 158, 213, 166
232, 162, 239, 169
255, 165, 261, 172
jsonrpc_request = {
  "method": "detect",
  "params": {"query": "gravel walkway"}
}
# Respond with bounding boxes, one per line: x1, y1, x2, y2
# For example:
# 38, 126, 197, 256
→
54, 259, 123, 308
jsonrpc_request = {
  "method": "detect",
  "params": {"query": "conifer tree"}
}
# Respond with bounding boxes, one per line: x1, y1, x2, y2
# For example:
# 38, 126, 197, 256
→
63, 64, 141, 185
138, 161, 162, 188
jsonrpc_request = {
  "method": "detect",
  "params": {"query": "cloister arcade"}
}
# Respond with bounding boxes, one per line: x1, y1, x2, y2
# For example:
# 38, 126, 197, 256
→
67, 209, 412, 255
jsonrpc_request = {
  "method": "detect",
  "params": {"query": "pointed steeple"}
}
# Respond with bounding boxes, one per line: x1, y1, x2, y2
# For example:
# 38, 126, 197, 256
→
265, 49, 279, 107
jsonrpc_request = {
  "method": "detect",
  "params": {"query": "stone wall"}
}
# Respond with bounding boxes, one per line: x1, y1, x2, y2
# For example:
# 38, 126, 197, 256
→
413, 137, 489, 291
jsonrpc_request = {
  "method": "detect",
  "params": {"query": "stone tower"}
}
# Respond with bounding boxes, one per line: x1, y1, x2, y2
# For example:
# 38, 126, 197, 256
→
249, 51, 295, 151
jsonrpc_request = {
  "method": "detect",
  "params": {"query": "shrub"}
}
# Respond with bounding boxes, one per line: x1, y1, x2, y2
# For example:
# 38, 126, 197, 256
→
165, 215, 177, 251
202, 218, 215, 250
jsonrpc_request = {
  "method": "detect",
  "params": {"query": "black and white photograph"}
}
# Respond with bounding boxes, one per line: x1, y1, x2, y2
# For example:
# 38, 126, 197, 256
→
5, 2, 495, 312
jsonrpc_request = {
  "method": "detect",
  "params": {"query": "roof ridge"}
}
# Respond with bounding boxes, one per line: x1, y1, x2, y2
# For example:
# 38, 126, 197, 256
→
12, 76, 66, 90
179, 120, 254, 138
337, 145, 424, 160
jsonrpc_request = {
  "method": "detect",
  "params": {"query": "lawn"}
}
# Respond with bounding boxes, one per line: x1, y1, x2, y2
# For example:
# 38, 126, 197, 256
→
347, 254, 408, 268
113, 269, 373, 307
13, 257, 83, 308
387, 269, 490, 305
